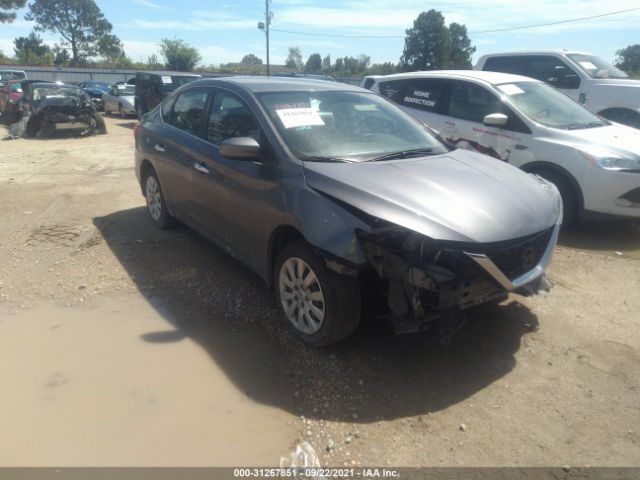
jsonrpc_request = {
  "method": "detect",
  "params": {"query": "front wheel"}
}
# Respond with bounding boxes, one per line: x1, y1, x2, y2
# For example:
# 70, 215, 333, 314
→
536, 169, 579, 226
274, 241, 361, 346
143, 169, 177, 229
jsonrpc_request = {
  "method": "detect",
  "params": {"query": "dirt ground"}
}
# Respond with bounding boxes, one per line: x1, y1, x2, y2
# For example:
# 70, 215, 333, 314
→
1, 116, 639, 467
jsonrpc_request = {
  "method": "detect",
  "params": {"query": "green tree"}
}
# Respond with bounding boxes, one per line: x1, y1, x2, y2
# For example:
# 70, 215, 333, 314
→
285, 46, 302, 70
241, 53, 262, 65
400, 10, 451, 71
97, 33, 123, 62
14, 31, 52, 64
368, 62, 398, 75
52, 43, 70, 65
159, 38, 201, 71
26, 0, 121, 65
1, 0, 26, 23
304, 53, 322, 73
146, 53, 162, 69
448, 22, 475, 69
321, 54, 331, 73
615, 44, 640, 75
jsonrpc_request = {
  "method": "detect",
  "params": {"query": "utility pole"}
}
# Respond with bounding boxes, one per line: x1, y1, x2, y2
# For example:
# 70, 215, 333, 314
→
258, 0, 273, 76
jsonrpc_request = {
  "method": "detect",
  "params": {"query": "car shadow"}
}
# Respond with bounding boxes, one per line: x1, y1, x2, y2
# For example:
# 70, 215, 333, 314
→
559, 220, 640, 259
109, 119, 137, 129
94, 207, 539, 422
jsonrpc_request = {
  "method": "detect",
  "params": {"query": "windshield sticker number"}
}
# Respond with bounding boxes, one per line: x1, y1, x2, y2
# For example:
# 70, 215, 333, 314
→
498, 84, 525, 95
161, 76, 172, 84
276, 107, 325, 129
579, 61, 597, 70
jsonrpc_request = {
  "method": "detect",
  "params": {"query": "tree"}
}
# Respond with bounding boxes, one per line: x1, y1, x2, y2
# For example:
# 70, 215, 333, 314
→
52, 43, 70, 65
368, 62, 398, 75
322, 54, 331, 73
615, 44, 640, 75
159, 38, 201, 71
241, 53, 262, 65
304, 53, 322, 73
26, 0, 121, 65
97, 33, 123, 62
146, 53, 162, 69
448, 22, 475, 69
14, 31, 52, 64
285, 47, 302, 70
400, 10, 451, 71
1, 0, 26, 23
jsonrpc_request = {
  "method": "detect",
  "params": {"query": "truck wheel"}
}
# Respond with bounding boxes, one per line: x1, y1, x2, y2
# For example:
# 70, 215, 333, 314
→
274, 241, 361, 346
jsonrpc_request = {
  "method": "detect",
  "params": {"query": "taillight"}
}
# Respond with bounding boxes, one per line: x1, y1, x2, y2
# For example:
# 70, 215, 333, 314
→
133, 122, 141, 138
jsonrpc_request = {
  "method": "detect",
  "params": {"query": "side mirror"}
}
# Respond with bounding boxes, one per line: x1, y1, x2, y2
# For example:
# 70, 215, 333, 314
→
219, 137, 260, 159
483, 113, 509, 127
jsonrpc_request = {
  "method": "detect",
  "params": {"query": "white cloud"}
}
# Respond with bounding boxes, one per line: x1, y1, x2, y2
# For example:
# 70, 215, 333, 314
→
132, 0, 175, 11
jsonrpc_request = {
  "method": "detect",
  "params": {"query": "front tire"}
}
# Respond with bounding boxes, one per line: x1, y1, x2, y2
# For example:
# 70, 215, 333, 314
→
274, 241, 361, 346
143, 169, 176, 229
535, 169, 579, 226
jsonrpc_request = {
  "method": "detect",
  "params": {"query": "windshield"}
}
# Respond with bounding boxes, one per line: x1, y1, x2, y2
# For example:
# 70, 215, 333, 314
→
161, 75, 199, 93
86, 82, 110, 91
33, 86, 83, 101
567, 54, 628, 79
496, 81, 607, 130
258, 91, 449, 162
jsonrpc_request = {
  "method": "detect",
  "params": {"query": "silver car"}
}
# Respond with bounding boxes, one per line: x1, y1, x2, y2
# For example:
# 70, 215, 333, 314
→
103, 84, 136, 117
134, 77, 562, 346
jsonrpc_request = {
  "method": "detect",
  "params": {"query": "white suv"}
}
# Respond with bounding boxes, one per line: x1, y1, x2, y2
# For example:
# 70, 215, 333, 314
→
367, 70, 640, 224
476, 50, 640, 129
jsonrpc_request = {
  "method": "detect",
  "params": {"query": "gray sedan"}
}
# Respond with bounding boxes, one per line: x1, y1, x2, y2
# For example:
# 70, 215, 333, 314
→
134, 77, 562, 346
103, 84, 136, 117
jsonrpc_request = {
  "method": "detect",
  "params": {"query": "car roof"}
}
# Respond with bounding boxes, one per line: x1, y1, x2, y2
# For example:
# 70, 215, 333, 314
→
372, 70, 540, 86
478, 50, 592, 58
183, 76, 365, 93
136, 71, 201, 77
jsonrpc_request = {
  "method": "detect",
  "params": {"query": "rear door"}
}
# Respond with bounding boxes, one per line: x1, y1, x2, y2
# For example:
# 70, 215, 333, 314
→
144, 88, 211, 221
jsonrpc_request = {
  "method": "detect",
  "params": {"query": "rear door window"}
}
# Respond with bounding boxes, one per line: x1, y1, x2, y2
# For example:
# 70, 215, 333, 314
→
400, 79, 446, 113
166, 89, 209, 137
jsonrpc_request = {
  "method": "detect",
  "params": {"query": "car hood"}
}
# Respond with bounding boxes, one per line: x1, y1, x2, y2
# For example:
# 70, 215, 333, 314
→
589, 78, 640, 88
544, 123, 640, 158
303, 149, 561, 243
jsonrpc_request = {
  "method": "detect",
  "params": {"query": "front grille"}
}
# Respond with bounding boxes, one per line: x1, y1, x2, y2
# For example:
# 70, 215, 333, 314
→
443, 227, 554, 281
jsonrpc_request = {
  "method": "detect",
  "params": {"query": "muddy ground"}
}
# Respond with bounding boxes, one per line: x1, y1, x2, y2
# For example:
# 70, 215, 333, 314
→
0, 116, 639, 467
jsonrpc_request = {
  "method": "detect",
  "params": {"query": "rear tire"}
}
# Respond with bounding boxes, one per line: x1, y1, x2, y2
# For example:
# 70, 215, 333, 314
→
143, 169, 177, 229
535, 169, 579, 226
274, 241, 361, 346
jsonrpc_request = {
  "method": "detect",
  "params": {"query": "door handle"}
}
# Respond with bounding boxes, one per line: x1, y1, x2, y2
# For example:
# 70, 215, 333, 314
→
154, 144, 166, 152
194, 163, 210, 174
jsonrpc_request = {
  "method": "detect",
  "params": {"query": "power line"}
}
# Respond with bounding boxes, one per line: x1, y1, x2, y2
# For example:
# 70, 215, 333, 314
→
269, 7, 640, 39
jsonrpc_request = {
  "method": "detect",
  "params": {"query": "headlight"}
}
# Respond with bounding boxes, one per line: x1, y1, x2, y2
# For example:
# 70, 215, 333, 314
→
579, 149, 640, 171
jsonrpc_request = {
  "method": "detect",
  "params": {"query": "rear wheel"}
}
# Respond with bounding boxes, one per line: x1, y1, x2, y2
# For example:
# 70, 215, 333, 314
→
274, 241, 361, 346
119, 104, 126, 118
143, 169, 177, 229
534, 169, 579, 226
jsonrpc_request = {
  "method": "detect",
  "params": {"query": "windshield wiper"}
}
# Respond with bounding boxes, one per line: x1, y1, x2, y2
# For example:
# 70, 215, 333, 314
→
299, 155, 353, 163
567, 121, 604, 130
367, 147, 435, 162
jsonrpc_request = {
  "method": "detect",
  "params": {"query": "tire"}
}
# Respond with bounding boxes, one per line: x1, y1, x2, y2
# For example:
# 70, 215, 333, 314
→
274, 241, 361, 346
143, 168, 177, 229
119, 104, 126, 118
535, 169, 579, 226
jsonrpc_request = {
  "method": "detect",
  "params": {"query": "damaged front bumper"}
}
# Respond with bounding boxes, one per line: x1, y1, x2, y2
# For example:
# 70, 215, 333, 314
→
356, 221, 560, 341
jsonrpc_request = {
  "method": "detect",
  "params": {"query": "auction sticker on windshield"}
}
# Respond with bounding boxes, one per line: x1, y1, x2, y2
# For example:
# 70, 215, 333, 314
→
276, 107, 325, 129
161, 76, 172, 84
498, 84, 525, 95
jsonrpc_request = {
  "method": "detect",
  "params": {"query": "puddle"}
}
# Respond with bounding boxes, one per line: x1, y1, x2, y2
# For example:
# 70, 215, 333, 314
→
0, 296, 298, 466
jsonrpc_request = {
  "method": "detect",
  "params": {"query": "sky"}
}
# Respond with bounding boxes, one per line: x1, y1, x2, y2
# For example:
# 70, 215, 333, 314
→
1, 0, 640, 67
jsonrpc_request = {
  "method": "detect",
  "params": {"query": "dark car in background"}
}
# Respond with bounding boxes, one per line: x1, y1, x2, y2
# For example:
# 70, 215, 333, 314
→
134, 71, 200, 118
134, 77, 561, 346
19, 81, 106, 137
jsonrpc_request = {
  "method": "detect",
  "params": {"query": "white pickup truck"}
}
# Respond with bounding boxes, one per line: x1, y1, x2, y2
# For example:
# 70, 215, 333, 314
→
476, 50, 640, 129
